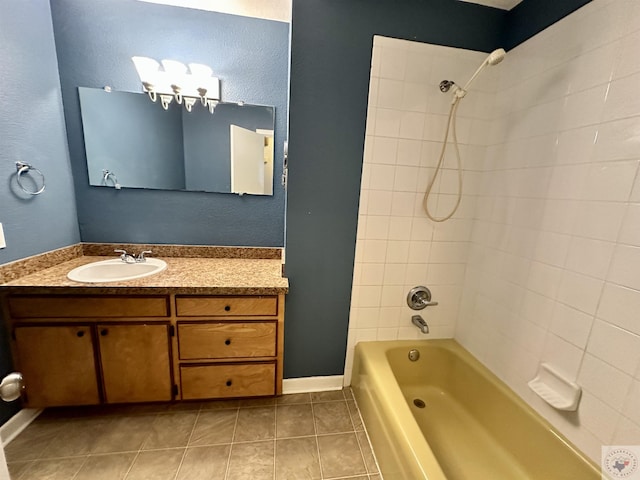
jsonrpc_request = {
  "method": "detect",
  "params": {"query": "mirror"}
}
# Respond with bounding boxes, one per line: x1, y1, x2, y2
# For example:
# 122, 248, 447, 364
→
79, 87, 275, 195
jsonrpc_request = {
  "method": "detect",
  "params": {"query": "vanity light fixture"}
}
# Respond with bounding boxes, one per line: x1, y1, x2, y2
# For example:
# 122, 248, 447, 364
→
131, 56, 220, 112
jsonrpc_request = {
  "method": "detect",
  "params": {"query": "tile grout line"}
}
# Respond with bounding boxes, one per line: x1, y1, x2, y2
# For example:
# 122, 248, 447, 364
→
222, 406, 241, 480
170, 406, 202, 480
309, 394, 325, 480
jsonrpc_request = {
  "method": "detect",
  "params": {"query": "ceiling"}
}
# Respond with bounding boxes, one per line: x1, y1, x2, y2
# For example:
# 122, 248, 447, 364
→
458, 0, 523, 10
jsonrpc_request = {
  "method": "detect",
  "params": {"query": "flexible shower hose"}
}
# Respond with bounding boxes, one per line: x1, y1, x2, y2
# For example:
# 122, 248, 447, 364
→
422, 95, 464, 222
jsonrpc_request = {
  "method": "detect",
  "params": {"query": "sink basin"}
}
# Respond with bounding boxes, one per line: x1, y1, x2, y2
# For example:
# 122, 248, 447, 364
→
67, 258, 167, 283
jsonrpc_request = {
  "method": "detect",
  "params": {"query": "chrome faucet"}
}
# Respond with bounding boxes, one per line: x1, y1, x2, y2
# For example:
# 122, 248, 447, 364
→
412, 315, 429, 334
136, 250, 152, 263
114, 249, 136, 264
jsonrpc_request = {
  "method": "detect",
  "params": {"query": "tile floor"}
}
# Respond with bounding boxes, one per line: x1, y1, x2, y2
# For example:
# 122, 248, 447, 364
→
5, 388, 381, 480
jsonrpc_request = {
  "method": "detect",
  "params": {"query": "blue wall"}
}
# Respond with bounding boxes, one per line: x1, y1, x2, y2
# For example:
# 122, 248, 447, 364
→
50, 0, 289, 247
0, 0, 80, 422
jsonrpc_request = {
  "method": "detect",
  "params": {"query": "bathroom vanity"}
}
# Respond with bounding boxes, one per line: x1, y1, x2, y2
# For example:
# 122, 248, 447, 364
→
0, 244, 288, 408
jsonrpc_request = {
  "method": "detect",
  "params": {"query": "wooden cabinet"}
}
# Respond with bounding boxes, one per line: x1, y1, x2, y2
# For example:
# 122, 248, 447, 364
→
97, 324, 172, 403
175, 295, 284, 400
14, 325, 100, 407
3, 292, 285, 407
5, 295, 172, 407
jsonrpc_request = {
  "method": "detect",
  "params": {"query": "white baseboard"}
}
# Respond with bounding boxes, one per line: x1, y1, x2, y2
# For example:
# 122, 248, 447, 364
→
1, 408, 42, 447
283, 375, 345, 394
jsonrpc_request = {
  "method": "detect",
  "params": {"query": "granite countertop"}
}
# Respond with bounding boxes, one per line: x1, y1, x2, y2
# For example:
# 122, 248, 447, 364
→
0, 245, 289, 295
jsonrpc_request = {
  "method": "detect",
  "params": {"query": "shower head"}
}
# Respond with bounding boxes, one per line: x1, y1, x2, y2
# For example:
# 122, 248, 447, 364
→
461, 47, 506, 92
487, 48, 506, 66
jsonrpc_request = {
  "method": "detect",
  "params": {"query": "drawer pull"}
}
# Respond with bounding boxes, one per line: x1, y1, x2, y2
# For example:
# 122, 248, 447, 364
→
224, 305, 231, 312
224, 339, 231, 345
76, 330, 85, 338
226, 379, 233, 387
100, 329, 109, 336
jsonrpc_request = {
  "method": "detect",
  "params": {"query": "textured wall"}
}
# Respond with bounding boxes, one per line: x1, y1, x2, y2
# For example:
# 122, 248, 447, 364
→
51, 0, 289, 247
0, 0, 80, 423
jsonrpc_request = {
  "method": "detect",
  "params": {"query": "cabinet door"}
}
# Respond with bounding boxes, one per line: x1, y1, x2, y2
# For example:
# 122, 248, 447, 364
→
14, 325, 100, 407
98, 324, 172, 403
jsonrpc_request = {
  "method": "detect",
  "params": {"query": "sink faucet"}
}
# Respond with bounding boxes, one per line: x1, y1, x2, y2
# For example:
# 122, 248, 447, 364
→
114, 249, 136, 264
136, 250, 153, 263
412, 315, 429, 334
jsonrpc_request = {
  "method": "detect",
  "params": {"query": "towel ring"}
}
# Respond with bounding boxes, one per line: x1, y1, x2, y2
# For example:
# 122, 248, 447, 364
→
15, 162, 45, 195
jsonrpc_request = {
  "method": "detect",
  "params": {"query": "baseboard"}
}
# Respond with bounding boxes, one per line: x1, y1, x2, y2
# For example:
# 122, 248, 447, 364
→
282, 375, 345, 394
1, 408, 43, 447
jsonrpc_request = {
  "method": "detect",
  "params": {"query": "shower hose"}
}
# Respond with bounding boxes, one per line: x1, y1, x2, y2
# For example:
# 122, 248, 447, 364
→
422, 95, 464, 222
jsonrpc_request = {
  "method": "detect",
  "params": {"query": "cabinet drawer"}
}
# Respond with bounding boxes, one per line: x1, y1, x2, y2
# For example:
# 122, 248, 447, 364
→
178, 322, 276, 360
180, 363, 275, 399
8, 296, 169, 318
175, 296, 277, 317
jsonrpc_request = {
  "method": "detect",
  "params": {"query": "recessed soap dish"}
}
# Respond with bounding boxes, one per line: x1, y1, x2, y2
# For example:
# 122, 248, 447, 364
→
528, 363, 582, 411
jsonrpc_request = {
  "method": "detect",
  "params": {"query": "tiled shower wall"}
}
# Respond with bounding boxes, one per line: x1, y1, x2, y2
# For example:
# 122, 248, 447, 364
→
457, 0, 640, 462
344, 37, 495, 382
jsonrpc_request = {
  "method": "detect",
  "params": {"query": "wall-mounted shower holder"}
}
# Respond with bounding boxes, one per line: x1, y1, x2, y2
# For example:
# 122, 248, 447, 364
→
407, 286, 438, 310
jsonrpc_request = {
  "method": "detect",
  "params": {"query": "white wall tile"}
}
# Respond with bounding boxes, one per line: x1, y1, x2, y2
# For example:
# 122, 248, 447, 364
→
564, 237, 615, 280
587, 320, 640, 376
550, 303, 594, 349
556, 270, 603, 315
578, 353, 633, 410
608, 245, 640, 290
597, 283, 640, 336
619, 204, 640, 246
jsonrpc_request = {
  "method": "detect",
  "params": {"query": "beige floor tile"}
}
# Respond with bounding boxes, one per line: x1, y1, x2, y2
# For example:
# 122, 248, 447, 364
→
125, 448, 184, 480
369, 474, 382, 480
234, 406, 275, 442
356, 431, 378, 474
41, 417, 111, 458
5, 421, 64, 462
90, 415, 157, 454
176, 445, 230, 480
276, 393, 311, 405
142, 412, 198, 449
276, 404, 316, 438
227, 441, 275, 480
8, 461, 35, 480
189, 409, 237, 446
16, 456, 87, 480
74, 452, 136, 480
310, 390, 345, 403
275, 437, 321, 480
317, 433, 367, 479
313, 401, 353, 434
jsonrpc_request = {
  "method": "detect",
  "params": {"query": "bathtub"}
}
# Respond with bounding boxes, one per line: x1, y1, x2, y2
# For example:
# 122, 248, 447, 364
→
351, 339, 600, 480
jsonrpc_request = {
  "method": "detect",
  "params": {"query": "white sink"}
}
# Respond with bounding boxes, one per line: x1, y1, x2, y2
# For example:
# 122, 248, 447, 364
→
67, 258, 167, 283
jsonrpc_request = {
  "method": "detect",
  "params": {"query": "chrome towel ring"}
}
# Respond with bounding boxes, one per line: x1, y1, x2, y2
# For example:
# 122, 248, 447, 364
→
15, 162, 45, 195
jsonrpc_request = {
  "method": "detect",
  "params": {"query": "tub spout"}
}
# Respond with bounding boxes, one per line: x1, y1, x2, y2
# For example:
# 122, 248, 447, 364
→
411, 315, 429, 334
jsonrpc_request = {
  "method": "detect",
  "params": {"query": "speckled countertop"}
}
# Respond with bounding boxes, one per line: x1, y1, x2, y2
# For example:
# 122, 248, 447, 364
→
0, 244, 288, 295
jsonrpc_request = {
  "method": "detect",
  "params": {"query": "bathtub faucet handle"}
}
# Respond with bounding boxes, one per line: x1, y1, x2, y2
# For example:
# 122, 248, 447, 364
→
407, 286, 438, 310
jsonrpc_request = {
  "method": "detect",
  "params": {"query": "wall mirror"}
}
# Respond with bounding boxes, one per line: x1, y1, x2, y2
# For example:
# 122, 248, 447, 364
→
79, 87, 275, 196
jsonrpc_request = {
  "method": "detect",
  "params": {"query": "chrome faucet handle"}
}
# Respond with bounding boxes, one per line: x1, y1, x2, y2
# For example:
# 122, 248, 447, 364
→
114, 249, 136, 263
407, 286, 438, 310
136, 250, 152, 262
